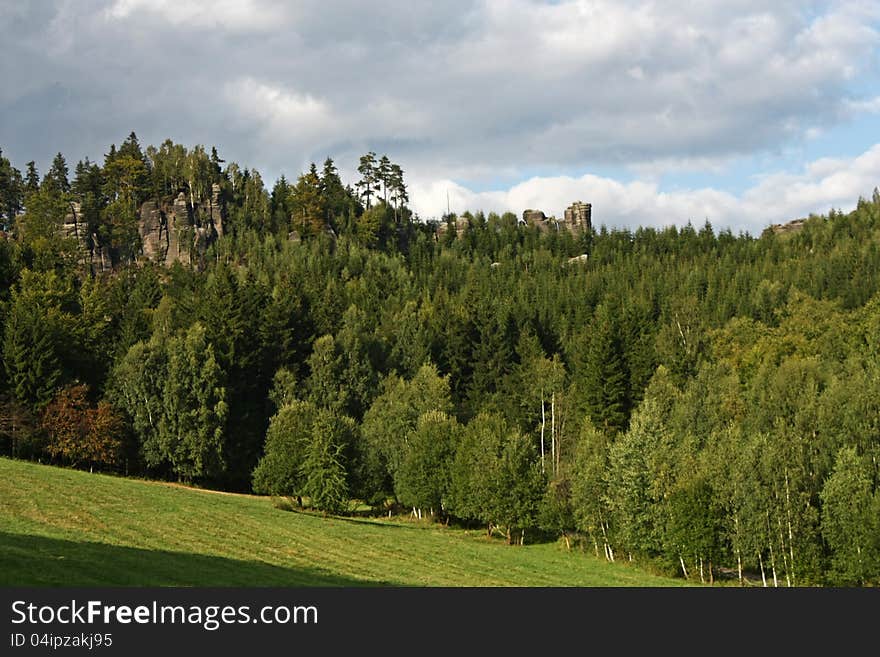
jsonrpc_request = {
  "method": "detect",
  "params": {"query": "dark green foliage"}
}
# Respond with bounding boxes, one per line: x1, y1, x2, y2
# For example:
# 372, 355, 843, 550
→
820, 447, 880, 585
539, 475, 576, 548
43, 153, 70, 196
15, 186, 78, 273
449, 412, 545, 543
2, 271, 74, 411
571, 418, 612, 556
361, 363, 452, 500
301, 409, 356, 514
663, 480, 725, 579
0, 148, 24, 227
5, 136, 880, 580
110, 324, 227, 483
577, 301, 630, 434
252, 400, 317, 498
395, 410, 460, 515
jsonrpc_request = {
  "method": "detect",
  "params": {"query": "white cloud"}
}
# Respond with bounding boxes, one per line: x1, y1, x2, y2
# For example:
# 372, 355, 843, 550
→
227, 78, 334, 135
223, 77, 431, 174
844, 96, 880, 115
104, 0, 287, 32
409, 143, 880, 235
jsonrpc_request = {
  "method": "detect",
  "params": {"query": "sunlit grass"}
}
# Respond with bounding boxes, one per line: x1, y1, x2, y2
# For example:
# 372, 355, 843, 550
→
0, 458, 686, 587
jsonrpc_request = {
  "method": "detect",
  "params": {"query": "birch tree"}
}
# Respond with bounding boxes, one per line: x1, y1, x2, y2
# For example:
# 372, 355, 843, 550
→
820, 447, 880, 585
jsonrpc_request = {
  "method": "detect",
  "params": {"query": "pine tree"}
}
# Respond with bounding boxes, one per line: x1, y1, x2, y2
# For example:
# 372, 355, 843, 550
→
377, 154, 391, 204
388, 163, 408, 223
356, 152, 379, 209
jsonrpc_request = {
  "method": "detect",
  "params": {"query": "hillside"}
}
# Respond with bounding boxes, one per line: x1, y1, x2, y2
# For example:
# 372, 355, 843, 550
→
3, 134, 880, 586
0, 458, 684, 587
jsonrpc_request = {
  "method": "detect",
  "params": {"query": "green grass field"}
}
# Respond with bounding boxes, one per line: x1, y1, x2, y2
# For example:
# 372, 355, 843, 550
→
0, 458, 685, 587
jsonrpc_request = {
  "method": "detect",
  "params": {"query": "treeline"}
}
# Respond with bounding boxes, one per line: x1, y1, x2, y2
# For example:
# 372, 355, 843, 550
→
1, 135, 879, 585
0, 135, 414, 268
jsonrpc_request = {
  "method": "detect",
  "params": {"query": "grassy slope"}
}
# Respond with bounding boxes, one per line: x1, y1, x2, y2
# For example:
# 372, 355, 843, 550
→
0, 458, 685, 587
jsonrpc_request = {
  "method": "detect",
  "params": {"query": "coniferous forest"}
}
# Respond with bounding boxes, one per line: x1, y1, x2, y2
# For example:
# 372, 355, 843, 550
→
1, 134, 879, 586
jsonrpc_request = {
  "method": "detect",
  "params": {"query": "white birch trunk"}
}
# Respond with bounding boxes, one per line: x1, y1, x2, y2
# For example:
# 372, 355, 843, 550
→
769, 542, 778, 587
784, 469, 796, 586
599, 514, 614, 562
734, 514, 743, 585
679, 555, 689, 580
777, 514, 791, 587
540, 396, 546, 474
551, 392, 556, 477
758, 552, 767, 587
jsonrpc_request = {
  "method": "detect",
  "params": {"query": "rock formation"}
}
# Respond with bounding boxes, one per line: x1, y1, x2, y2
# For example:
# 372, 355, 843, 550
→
62, 201, 111, 274
520, 202, 592, 234
138, 200, 169, 263
434, 200, 592, 241
564, 201, 591, 233
523, 209, 549, 230
61, 201, 88, 251
60, 183, 226, 274
207, 183, 225, 238
766, 218, 806, 236
137, 188, 224, 269
436, 215, 471, 239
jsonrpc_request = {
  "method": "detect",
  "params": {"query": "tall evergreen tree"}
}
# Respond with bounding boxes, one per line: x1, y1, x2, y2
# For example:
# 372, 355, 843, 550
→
24, 161, 40, 195
43, 152, 70, 196
356, 152, 379, 209
578, 301, 630, 434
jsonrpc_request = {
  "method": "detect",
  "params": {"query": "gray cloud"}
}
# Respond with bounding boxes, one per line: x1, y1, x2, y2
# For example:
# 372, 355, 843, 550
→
1, 1, 878, 229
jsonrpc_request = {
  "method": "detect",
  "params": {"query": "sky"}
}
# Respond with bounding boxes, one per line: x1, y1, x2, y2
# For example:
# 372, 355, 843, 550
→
1, 0, 880, 235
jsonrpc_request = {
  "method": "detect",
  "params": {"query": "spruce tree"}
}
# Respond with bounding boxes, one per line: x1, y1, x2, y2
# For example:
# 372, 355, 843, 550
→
301, 409, 354, 514
579, 301, 630, 434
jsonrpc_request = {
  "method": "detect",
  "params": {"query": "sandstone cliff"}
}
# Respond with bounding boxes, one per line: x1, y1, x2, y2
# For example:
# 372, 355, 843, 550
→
138, 183, 225, 268
65, 183, 226, 273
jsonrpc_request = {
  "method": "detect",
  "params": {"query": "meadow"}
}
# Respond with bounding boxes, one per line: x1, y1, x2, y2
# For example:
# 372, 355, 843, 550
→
0, 458, 684, 587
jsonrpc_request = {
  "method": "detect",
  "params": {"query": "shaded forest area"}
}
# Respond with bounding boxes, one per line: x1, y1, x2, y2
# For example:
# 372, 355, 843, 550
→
1, 134, 879, 586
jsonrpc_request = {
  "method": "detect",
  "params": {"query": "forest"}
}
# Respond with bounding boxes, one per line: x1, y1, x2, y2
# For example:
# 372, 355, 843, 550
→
1, 133, 879, 586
